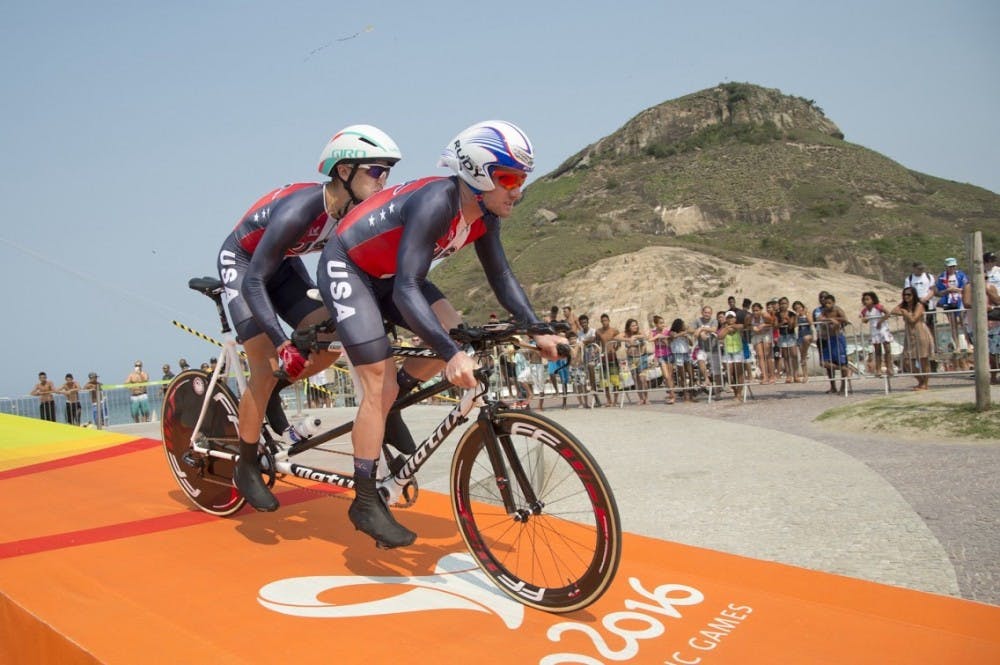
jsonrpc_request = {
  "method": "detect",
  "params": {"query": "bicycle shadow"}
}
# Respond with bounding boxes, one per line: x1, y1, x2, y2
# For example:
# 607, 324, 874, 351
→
220, 491, 468, 576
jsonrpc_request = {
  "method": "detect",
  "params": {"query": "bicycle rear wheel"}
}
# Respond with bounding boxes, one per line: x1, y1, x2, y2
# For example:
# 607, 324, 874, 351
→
161, 370, 246, 516
450, 410, 621, 613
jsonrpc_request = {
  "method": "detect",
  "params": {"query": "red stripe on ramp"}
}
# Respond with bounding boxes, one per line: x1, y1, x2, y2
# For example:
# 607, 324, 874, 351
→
0, 485, 346, 559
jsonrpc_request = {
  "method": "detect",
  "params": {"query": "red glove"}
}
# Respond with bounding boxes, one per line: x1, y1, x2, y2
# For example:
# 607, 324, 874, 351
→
277, 341, 308, 380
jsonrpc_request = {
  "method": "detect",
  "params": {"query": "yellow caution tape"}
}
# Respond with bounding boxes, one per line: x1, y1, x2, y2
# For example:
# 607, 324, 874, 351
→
171, 320, 245, 357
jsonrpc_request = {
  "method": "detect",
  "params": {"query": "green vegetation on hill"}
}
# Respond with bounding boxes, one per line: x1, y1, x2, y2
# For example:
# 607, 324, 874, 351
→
432, 82, 1000, 321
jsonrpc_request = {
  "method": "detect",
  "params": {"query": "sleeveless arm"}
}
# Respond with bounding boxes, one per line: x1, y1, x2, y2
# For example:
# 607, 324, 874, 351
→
898, 303, 924, 325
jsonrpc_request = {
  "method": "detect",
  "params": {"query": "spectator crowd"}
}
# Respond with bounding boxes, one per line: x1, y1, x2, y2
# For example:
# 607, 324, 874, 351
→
14, 253, 1000, 424
20, 356, 210, 427
491, 253, 1000, 408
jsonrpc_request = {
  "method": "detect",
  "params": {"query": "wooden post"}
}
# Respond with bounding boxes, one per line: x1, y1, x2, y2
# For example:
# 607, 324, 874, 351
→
967, 232, 991, 411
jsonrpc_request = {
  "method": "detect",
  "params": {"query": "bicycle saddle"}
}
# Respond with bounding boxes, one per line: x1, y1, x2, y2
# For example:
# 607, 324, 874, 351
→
188, 276, 224, 296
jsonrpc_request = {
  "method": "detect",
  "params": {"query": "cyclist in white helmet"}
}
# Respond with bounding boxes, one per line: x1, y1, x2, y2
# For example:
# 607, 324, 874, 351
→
217, 125, 401, 512
315, 120, 566, 548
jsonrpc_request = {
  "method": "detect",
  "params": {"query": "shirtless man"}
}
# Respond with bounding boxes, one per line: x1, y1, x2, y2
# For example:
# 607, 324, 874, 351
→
57, 373, 83, 426
577, 314, 602, 407
83, 372, 106, 427
126, 361, 150, 423
594, 313, 620, 407
30, 372, 57, 422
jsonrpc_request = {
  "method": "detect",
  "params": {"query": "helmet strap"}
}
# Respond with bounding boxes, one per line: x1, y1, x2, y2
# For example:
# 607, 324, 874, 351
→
457, 177, 493, 218
474, 192, 491, 217
335, 164, 364, 206
323, 181, 354, 220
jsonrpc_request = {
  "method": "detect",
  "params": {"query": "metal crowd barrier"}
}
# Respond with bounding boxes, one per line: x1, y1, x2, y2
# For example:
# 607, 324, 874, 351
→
483, 310, 986, 407
0, 375, 353, 429
4, 307, 989, 425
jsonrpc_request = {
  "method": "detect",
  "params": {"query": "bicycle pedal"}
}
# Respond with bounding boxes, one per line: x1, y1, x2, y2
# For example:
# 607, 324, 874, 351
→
181, 451, 204, 469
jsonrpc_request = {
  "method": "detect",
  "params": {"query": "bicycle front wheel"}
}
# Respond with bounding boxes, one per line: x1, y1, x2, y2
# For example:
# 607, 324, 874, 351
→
450, 410, 621, 613
161, 370, 246, 517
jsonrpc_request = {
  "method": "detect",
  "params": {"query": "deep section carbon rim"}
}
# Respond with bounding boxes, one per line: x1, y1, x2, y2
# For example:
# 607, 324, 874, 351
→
450, 411, 621, 612
160, 370, 245, 517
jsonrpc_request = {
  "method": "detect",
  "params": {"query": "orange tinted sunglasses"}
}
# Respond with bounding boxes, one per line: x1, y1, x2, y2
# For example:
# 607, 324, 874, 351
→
491, 169, 527, 190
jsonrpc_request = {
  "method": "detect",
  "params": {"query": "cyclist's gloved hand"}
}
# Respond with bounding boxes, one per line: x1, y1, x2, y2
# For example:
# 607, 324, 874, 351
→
277, 341, 308, 380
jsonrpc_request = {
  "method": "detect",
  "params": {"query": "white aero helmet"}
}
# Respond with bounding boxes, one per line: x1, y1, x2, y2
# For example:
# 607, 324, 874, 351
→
317, 124, 402, 176
438, 120, 534, 192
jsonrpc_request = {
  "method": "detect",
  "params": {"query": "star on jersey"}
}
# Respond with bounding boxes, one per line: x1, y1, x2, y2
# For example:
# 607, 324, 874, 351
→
368, 214, 376, 227
253, 208, 271, 223
380, 209, 387, 221
388, 202, 396, 215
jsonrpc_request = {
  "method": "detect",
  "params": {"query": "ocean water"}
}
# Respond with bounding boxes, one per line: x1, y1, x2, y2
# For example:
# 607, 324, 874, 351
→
0, 376, 351, 429
1, 383, 172, 427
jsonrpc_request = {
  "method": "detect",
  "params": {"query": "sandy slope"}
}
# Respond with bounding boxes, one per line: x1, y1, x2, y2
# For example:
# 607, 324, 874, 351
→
538, 245, 905, 326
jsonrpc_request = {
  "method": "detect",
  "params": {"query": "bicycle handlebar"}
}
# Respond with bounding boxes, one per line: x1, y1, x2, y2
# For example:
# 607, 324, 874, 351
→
275, 321, 570, 380
290, 320, 336, 356
449, 322, 572, 359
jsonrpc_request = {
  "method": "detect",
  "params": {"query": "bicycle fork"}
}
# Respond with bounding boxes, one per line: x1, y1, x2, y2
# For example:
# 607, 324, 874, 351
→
474, 409, 545, 522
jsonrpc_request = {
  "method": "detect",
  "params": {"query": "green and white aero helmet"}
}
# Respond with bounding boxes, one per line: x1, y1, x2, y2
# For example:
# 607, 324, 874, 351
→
438, 120, 534, 192
317, 124, 402, 176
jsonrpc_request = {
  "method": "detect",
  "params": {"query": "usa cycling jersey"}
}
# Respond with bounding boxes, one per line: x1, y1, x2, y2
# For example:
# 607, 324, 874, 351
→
337, 177, 485, 277
325, 176, 538, 362
232, 183, 335, 256
218, 183, 333, 346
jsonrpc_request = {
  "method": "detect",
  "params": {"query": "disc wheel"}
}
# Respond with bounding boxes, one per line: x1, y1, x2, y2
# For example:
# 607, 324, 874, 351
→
161, 370, 245, 516
450, 410, 621, 613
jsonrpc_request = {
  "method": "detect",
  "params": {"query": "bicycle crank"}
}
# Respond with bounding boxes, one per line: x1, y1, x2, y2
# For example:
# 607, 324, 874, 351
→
258, 447, 278, 489
181, 450, 204, 469
397, 479, 419, 508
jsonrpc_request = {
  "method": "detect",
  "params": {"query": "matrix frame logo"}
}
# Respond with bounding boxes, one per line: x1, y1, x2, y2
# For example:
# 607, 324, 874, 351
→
257, 552, 525, 629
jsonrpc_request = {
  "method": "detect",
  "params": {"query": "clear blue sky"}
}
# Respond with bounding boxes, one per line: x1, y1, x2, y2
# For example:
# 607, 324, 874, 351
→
1, 0, 997, 398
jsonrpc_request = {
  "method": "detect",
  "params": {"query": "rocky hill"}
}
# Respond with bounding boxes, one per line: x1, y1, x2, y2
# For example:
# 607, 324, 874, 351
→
431, 82, 1000, 324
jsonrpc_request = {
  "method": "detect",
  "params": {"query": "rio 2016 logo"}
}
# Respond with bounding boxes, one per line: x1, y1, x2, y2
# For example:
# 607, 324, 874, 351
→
258, 552, 524, 629
258, 552, 747, 664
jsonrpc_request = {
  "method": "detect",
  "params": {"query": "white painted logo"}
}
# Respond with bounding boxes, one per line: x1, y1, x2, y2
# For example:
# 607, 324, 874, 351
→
257, 552, 524, 629
325, 259, 356, 321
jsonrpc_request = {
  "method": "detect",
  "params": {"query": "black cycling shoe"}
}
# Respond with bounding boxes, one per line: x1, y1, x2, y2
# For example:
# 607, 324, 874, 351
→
349, 477, 416, 548
234, 443, 279, 512
384, 410, 416, 456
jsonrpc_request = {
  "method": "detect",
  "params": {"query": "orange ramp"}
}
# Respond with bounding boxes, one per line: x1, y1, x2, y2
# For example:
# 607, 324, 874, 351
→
1, 414, 998, 664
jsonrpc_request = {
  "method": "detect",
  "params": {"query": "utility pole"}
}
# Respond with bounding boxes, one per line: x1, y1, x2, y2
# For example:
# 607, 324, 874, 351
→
967, 232, 991, 410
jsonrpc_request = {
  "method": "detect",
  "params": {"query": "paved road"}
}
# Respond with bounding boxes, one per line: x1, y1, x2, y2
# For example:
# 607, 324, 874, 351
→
124, 377, 999, 607
605, 376, 1000, 607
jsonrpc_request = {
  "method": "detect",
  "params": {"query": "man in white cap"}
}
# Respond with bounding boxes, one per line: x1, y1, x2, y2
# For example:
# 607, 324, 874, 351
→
904, 260, 937, 334
936, 257, 970, 365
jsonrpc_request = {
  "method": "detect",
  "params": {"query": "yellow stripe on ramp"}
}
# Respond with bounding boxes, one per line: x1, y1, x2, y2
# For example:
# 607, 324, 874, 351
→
0, 414, 135, 471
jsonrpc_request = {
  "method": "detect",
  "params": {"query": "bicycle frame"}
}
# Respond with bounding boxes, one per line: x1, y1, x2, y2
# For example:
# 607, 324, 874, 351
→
165, 300, 620, 612
187, 335, 247, 446
186, 280, 249, 447
188, 351, 496, 507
